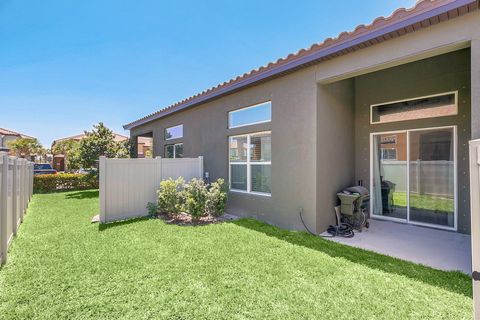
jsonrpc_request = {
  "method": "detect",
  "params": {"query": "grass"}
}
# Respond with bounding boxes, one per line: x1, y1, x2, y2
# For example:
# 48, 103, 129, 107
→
0, 190, 472, 319
393, 191, 454, 213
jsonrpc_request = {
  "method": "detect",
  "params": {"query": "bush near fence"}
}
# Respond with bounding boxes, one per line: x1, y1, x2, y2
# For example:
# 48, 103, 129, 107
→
34, 173, 98, 193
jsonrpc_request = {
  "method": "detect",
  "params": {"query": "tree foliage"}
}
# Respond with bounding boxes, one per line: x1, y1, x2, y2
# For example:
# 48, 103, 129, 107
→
52, 139, 81, 172
78, 123, 129, 168
7, 138, 44, 159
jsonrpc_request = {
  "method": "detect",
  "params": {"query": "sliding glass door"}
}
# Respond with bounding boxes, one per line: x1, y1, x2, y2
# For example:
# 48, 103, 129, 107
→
371, 127, 456, 230
372, 132, 407, 221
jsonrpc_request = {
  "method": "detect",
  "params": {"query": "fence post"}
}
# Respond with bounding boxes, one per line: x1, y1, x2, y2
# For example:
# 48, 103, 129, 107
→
198, 156, 204, 179
0, 152, 8, 265
19, 159, 25, 218
99, 156, 106, 223
29, 162, 33, 200
12, 158, 18, 235
155, 156, 162, 183
470, 140, 480, 319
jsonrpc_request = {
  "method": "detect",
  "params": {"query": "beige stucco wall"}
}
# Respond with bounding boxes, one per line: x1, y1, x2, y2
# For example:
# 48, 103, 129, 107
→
316, 79, 355, 231
354, 49, 471, 234
131, 67, 319, 232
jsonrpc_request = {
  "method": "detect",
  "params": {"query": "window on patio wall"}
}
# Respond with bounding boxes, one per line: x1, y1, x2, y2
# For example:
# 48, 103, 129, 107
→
228, 102, 271, 128
165, 124, 183, 140
229, 131, 271, 195
165, 143, 183, 158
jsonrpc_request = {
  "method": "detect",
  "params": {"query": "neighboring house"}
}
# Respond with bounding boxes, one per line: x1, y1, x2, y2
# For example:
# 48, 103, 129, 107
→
0, 127, 36, 153
137, 136, 153, 158
124, 0, 480, 235
51, 132, 128, 172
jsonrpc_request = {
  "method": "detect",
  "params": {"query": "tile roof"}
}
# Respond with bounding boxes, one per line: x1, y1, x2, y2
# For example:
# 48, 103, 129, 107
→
124, 0, 479, 130
0, 127, 35, 139
52, 132, 129, 147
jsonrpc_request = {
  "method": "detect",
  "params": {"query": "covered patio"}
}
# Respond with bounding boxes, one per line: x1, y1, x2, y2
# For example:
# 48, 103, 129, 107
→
322, 219, 471, 274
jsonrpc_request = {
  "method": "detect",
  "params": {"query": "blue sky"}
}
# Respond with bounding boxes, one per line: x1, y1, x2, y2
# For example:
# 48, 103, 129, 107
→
0, 0, 415, 147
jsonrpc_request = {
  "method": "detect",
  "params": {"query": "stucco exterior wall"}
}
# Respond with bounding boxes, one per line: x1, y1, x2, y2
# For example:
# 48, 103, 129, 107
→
354, 49, 471, 234
316, 79, 355, 231
131, 67, 319, 232
129, 9, 480, 234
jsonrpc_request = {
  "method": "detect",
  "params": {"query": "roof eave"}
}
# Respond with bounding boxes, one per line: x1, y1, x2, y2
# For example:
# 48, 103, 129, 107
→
124, 0, 477, 130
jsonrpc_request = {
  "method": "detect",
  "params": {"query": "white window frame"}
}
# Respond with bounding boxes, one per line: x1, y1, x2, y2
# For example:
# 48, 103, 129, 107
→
228, 101, 272, 129
165, 124, 183, 141
370, 91, 458, 125
165, 143, 183, 158
228, 131, 271, 196
369, 125, 457, 231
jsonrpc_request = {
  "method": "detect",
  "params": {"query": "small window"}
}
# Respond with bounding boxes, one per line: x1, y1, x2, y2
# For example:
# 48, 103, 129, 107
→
371, 92, 457, 124
165, 143, 183, 158
229, 102, 271, 128
165, 125, 183, 140
229, 131, 271, 195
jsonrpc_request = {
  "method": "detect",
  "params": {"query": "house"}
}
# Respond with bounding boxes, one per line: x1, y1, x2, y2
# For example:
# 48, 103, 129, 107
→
0, 128, 36, 153
51, 132, 128, 172
137, 136, 153, 158
124, 0, 480, 235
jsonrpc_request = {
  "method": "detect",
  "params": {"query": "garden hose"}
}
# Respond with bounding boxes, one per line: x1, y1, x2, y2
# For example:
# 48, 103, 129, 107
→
299, 207, 354, 238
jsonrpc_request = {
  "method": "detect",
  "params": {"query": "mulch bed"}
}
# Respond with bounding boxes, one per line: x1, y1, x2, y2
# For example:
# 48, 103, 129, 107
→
156, 212, 238, 226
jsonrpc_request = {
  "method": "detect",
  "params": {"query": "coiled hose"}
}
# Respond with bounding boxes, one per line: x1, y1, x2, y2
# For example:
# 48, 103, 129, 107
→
299, 207, 354, 238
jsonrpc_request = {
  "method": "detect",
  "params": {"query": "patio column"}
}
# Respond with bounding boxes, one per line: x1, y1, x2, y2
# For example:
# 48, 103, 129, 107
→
472, 38, 480, 139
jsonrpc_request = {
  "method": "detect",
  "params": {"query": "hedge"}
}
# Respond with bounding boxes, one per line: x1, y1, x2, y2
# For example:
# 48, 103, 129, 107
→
33, 173, 99, 193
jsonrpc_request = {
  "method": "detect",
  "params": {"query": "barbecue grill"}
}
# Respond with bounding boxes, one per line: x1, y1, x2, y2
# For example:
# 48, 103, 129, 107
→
337, 186, 370, 231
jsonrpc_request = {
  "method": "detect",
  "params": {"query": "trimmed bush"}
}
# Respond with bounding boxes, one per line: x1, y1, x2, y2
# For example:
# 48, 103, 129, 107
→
205, 178, 228, 217
34, 173, 98, 193
154, 178, 229, 218
157, 177, 184, 214
182, 178, 207, 219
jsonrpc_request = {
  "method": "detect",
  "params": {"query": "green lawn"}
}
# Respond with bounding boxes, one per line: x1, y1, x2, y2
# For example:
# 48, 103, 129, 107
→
0, 191, 472, 319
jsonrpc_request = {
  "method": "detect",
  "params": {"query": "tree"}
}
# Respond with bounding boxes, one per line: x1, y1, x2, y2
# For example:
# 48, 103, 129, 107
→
7, 138, 44, 159
78, 123, 129, 168
52, 139, 81, 172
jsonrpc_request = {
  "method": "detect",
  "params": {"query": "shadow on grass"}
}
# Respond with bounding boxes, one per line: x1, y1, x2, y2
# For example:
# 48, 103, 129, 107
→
65, 190, 99, 199
98, 217, 151, 231
232, 218, 472, 298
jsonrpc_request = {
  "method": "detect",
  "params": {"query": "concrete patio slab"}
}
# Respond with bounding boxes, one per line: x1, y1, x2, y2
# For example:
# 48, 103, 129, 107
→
321, 219, 471, 274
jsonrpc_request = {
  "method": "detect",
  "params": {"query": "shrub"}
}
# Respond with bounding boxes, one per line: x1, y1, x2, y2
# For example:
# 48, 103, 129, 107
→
33, 173, 99, 193
206, 178, 228, 217
146, 202, 159, 216
157, 177, 184, 214
181, 178, 207, 219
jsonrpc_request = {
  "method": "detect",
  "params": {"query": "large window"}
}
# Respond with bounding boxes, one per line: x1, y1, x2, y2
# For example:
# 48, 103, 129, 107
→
165, 124, 183, 140
165, 143, 183, 158
228, 102, 271, 128
371, 92, 457, 124
229, 131, 271, 194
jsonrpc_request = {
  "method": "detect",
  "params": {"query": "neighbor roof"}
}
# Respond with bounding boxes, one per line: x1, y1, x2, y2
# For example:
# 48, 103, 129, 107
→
52, 132, 129, 148
0, 127, 35, 139
124, 0, 479, 130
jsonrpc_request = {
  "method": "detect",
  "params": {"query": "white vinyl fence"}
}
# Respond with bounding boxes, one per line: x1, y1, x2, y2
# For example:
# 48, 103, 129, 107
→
381, 160, 454, 196
99, 156, 203, 223
0, 152, 34, 265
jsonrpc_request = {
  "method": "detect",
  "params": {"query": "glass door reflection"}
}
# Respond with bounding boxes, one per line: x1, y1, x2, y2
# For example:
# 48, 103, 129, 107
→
372, 132, 407, 220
